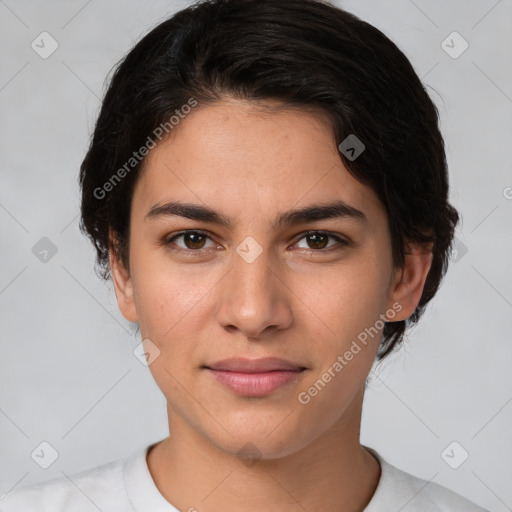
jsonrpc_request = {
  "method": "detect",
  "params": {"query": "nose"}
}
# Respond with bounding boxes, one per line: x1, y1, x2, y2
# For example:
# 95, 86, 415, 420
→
216, 244, 293, 339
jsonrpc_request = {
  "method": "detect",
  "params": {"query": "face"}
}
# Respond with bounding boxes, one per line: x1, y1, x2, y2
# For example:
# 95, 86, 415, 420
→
111, 98, 430, 460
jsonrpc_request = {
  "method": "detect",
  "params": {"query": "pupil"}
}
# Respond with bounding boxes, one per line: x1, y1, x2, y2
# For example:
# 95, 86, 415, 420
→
186, 233, 205, 249
308, 233, 327, 249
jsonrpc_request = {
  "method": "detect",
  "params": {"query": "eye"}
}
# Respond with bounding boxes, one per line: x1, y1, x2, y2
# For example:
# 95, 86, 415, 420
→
166, 231, 217, 251
294, 231, 348, 250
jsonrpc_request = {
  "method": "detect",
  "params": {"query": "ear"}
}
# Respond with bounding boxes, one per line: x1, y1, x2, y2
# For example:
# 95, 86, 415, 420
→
109, 232, 138, 323
386, 242, 433, 322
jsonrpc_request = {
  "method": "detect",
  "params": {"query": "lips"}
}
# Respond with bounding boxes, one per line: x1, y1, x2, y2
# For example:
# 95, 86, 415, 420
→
204, 357, 307, 397
205, 357, 305, 373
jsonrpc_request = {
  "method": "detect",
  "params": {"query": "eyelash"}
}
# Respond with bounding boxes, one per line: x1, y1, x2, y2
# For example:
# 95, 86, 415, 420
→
163, 230, 349, 255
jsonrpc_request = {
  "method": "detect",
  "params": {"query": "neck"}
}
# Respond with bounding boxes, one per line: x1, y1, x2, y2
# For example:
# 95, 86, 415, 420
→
147, 387, 380, 512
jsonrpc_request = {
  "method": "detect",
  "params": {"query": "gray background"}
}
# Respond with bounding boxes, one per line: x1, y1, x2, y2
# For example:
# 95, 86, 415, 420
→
1, 1, 511, 510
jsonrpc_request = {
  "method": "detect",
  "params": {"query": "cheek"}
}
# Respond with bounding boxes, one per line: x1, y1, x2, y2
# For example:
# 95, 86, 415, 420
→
291, 248, 392, 408
130, 263, 213, 393
128, 245, 228, 367
299, 255, 390, 341
293, 261, 387, 424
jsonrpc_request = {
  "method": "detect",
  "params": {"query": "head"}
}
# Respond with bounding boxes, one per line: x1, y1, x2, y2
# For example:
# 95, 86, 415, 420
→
79, 0, 458, 459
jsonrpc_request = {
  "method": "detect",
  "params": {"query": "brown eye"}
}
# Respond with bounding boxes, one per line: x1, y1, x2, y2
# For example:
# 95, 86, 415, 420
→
294, 231, 347, 251
167, 231, 216, 250
183, 232, 206, 249
306, 233, 329, 249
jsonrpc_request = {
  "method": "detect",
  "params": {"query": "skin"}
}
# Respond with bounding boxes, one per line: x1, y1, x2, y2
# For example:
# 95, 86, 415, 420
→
110, 98, 432, 512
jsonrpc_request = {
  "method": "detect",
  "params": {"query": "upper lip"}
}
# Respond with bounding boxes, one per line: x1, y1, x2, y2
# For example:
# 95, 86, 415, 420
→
205, 357, 306, 373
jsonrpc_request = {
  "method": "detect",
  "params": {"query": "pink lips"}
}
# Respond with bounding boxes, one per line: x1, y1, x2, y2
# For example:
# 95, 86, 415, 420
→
205, 357, 306, 397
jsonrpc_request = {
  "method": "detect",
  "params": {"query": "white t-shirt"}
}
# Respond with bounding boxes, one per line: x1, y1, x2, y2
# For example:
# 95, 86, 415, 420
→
0, 444, 488, 511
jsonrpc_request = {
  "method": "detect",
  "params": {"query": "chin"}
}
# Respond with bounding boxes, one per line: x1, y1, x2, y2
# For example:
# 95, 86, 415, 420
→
203, 413, 326, 464
216, 435, 308, 464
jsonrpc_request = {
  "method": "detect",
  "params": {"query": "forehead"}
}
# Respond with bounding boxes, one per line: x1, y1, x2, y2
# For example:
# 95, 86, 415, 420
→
133, 99, 384, 224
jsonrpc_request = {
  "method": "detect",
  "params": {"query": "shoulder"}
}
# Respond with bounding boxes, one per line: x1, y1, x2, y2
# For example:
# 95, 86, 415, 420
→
0, 451, 135, 512
364, 447, 489, 512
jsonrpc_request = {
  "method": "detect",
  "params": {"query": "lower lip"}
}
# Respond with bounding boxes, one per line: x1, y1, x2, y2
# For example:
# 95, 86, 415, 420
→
206, 369, 304, 397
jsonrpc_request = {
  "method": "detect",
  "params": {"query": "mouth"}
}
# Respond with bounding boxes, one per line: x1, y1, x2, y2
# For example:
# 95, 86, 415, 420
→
203, 357, 307, 397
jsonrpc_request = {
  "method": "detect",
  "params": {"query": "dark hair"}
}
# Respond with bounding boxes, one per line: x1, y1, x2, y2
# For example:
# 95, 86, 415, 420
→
79, 0, 459, 360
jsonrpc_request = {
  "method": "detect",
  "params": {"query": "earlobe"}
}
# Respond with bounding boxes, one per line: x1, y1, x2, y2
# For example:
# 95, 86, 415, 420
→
109, 242, 138, 323
387, 242, 433, 322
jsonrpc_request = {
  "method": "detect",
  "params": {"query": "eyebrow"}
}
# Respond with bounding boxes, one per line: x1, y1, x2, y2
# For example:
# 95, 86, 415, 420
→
145, 201, 231, 226
273, 201, 367, 228
145, 200, 367, 227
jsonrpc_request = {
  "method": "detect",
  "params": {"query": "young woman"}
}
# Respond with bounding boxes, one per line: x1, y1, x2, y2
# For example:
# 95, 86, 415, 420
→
1, 0, 488, 510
